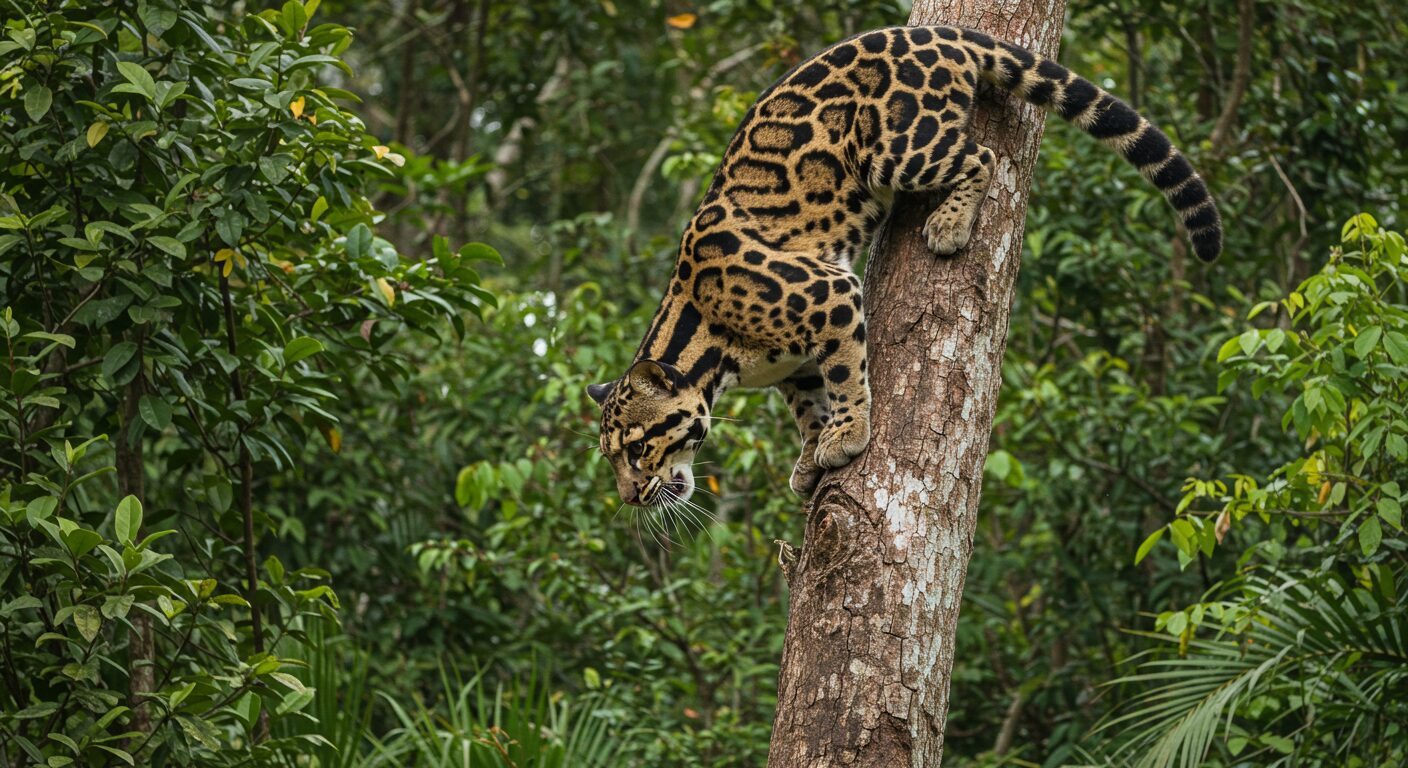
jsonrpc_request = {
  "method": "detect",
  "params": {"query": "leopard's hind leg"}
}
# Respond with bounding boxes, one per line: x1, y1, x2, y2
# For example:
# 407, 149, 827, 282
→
923, 140, 995, 255
882, 136, 996, 256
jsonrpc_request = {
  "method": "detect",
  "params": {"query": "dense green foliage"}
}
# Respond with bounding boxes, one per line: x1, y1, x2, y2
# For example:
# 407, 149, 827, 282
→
0, 2, 488, 764
2, 0, 1405, 766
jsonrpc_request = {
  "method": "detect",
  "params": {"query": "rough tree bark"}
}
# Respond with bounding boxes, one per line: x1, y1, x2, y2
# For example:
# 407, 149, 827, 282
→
767, 1, 1067, 766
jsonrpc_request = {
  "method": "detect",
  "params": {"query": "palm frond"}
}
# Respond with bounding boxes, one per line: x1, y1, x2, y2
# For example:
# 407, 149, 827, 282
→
1090, 571, 1408, 768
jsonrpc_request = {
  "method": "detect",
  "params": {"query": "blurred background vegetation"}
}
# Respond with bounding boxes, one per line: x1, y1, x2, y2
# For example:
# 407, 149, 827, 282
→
1, 1, 1406, 766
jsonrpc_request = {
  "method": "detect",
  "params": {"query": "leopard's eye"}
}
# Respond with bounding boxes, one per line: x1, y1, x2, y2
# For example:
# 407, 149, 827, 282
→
625, 441, 644, 464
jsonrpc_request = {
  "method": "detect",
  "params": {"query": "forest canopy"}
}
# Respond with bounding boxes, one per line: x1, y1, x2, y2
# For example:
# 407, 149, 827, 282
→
1, 1, 1406, 766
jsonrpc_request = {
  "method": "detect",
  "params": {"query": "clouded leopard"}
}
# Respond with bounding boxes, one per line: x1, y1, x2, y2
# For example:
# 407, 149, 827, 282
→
588, 25, 1221, 507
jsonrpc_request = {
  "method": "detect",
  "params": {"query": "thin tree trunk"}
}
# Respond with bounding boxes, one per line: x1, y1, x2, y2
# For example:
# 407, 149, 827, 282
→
117, 368, 155, 738
767, 2, 1066, 766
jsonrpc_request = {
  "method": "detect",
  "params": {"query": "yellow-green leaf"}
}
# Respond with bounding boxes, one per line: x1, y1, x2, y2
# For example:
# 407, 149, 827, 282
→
73, 604, 101, 642
86, 121, 110, 147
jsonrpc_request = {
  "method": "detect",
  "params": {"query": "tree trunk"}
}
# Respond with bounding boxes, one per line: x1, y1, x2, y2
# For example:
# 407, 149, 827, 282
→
116, 365, 155, 738
767, 2, 1066, 766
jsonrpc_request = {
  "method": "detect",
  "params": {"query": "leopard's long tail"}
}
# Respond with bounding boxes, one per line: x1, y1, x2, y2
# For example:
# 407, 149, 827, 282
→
952, 27, 1222, 262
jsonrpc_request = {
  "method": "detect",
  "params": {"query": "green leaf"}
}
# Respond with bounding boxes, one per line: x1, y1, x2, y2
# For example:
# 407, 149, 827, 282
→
265, 554, 285, 584
24, 85, 53, 121
1, 595, 43, 618
281, 0, 309, 37
115, 61, 156, 99
22, 331, 76, 349
345, 223, 372, 259
458, 241, 504, 264
1134, 527, 1165, 565
176, 716, 220, 750
26, 496, 58, 525
102, 342, 139, 383
115, 495, 143, 545
86, 120, 110, 147
64, 527, 103, 558
282, 336, 324, 365
1379, 498, 1402, 531
1353, 325, 1383, 358
984, 449, 1012, 481
102, 594, 135, 620
1359, 517, 1382, 556
269, 671, 306, 693
216, 208, 245, 247
1237, 329, 1260, 357
1170, 518, 1197, 555
1384, 331, 1408, 365
72, 604, 101, 642
233, 692, 262, 729
146, 236, 186, 258
91, 746, 133, 766
1265, 328, 1285, 353
139, 395, 172, 430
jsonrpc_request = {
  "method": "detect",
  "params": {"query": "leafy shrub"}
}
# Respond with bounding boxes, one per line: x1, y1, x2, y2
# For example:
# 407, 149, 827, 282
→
1094, 215, 1408, 766
0, 1, 490, 764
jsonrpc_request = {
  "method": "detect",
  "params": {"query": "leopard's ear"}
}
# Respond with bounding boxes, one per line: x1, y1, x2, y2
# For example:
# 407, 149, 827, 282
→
586, 381, 615, 406
627, 359, 681, 393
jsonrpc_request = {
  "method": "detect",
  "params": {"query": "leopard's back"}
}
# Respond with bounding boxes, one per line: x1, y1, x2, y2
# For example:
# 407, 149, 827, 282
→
685, 27, 982, 266
682, 24, 1221, 267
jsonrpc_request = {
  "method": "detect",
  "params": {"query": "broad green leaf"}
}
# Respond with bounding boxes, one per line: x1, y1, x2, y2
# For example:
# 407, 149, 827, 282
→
115, 61, 156, 99
24, 85, 53, 121
269, 671, 306, 693
1384, 331, 1408, 365
265, 554, 285, 584
102, 594, 135, 620
459, 241, 504, 264
1236, 329, 1260, 356
281, 0, 309, 36
282, 336, 324, 364
102, 342, 138, 383
1379, 498, 1402, 531
139, 395, 172, 430
115, 495, 143, 545
146, 236, 186, 258
1358, 517, 1382, 556
1353, 325, 1383, 358
72, 604, 101, 642
276, 688, 315, 715
176, 716, 220, 750
1265, 328, 1285, 353
87, 121, 110, 147
345, 223, 372, 259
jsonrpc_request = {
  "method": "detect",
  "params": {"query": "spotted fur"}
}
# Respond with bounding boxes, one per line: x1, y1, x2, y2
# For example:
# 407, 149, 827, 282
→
589, 25, 1222, 505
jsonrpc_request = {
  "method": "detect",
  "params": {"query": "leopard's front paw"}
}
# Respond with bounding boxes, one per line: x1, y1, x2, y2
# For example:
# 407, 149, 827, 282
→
790, 442, 824, 496
814, 418, 871, 470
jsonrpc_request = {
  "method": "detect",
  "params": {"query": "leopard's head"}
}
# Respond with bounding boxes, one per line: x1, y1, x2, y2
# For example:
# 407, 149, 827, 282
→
588, 359, 711, 506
